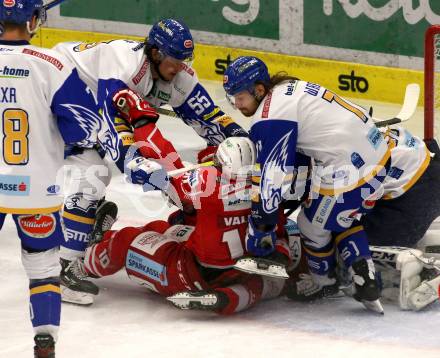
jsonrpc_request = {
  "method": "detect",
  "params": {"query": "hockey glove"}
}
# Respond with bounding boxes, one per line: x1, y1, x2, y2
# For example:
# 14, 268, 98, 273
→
246, 216, 277, 257
112, 88, 159, 128
197, 146, 218, 164
124, 157, 169, 191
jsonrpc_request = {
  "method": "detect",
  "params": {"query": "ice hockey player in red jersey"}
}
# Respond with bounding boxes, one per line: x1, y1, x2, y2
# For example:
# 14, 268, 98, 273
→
80, 137, 294, 313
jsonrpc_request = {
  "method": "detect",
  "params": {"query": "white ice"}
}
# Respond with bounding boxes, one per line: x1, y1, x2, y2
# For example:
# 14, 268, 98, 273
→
1, 80, 439, 358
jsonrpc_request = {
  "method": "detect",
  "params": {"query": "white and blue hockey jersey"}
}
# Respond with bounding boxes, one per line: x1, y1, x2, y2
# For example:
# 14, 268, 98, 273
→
0, 40, 104, 214
54, 39, 246, 153
381, 126, 431, 199
250, 80, 391, 224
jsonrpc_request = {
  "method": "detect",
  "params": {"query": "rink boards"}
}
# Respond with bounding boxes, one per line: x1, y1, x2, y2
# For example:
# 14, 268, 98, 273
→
31, 27, 424, 106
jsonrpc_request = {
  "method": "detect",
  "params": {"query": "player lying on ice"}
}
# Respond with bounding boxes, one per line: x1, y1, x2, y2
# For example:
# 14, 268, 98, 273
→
67, 137, 301, 313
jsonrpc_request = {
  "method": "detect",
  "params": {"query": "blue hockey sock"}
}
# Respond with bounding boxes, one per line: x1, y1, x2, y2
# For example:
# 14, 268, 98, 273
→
29, 278, 61, 338
335, 225, 371, 268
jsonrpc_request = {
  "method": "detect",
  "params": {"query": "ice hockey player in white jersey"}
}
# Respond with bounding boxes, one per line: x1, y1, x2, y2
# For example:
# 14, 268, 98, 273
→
361, 126, 440, 311
223, 56, 390, 313
53, 18, 247, 304
283, 125, 440, 311
0, 0, 146, 356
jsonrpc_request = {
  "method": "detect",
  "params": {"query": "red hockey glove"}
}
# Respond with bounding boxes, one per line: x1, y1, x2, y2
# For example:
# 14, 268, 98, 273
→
197, 145, 218, 164
112, 88, 159, 128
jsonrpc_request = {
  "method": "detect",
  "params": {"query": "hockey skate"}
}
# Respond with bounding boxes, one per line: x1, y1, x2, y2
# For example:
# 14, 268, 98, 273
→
89, 200, 118, 246
167, 291, 229, 311
350, 258, 384, 314
285, 272, 341, 301
34, 334, 55, 358
60, 257, 99, 305
234, 251, 289, 279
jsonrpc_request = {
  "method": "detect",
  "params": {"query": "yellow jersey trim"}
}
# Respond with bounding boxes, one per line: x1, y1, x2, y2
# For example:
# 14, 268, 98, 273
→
313, 149, 391, 196
382, 147, 431, 200
0, 205, 62, 215
334, 225, 364, 245
303, 245, 335, 258
63, 211, 95, 225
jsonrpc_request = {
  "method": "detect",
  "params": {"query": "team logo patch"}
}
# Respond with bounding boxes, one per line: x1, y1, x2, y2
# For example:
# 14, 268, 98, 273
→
46, 185, 61, 195
184, 40, 193, 49
0, 174, 30, 196
132, 60, 149, 85
18, 214, 56, 238
126, 250, 168, 286
312, 196, 336, 227
388, 166, 404, 180
261, 91, 273, 118
73, 42, 99, 52
3, 0, 15, 7
351, 152, 365, 169
22, 49, 63, 71
367, 127, 383, 150
336, 209, 359, 229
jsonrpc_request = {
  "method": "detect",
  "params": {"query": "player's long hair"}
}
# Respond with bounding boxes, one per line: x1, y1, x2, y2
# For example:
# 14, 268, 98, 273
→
260, 72, 300, 92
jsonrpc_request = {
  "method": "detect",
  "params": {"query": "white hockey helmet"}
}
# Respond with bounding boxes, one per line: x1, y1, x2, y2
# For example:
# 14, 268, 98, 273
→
215, 137, 256, 179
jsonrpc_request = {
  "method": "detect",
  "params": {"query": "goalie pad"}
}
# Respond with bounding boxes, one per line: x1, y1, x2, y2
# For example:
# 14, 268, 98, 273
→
406, 274, 440, 311
370, 246, 440, 310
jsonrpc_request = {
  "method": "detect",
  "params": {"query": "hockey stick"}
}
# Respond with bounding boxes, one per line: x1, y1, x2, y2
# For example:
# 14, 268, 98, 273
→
167, 160, 214, 177
156, 107, 179, 118
44, 0, 68, 10
373, 83, 420, 127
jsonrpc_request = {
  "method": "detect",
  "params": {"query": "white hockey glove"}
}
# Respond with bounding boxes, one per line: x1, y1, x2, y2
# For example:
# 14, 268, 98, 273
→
124, 157, 169, 192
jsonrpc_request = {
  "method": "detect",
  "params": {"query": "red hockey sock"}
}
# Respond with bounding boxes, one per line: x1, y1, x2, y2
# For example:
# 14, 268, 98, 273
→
215, 276, 263, 315
84, 227, 144, 277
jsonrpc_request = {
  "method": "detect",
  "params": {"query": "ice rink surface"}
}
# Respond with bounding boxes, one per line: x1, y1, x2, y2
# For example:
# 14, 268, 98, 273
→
1, 80, 439, 358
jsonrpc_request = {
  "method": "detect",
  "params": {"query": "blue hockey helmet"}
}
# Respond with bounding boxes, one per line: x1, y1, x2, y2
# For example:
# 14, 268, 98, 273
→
147, 19, 194, 62
0, 0, 46, 25
223, 56, 270, 96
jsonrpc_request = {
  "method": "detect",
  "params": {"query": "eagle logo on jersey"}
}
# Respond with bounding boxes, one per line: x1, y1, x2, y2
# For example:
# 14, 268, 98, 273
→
65, 194, 98, 214
184, 118, 226, 146
261, 130, 293, 214
99, 94, 122, 162
60, 103, 102, 148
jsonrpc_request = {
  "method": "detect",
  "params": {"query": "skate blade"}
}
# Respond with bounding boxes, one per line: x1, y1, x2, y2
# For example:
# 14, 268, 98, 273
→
61, 285, 94, 306
167, 292, 217, 310
361, 299, 384, 314
234, 257, 289, 279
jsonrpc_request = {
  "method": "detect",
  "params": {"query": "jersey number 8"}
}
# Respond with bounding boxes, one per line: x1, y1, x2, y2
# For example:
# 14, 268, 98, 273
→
2, 109, 29, 165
